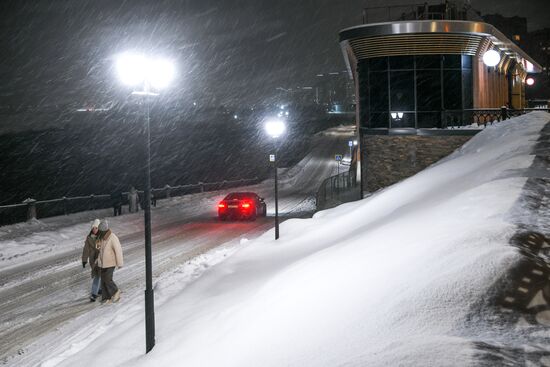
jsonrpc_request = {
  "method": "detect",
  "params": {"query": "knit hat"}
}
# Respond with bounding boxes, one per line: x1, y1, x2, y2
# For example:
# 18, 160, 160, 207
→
91, 219, 100, 229
98, 219, 109, 232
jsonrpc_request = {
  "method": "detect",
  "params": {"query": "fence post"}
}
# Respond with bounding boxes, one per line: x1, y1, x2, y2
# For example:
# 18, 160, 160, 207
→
199, 182, 204, 193
90, 194, 95, 210
164, 184, 171, 198
23, 198, 37, 221
63, 196, 68, 215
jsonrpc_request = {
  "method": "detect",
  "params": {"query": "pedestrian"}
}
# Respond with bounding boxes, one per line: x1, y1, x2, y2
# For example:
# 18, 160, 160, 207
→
151, 189, 157, 207
96, 219, 123, 304
81, 219, 102, 302
128, 186, 139, 213
111, 191, 123, 216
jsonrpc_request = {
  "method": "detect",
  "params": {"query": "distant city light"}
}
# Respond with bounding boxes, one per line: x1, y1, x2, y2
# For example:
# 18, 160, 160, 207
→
526, 77, 535, 86
234, 114, 238, 119
353, 140, 358, 146
482, 50, 501, 67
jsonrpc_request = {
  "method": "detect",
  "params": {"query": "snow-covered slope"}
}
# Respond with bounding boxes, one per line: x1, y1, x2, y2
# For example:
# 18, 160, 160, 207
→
19, 113, 550, 365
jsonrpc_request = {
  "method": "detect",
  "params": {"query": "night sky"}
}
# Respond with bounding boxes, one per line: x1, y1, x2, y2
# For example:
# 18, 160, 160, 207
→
1, 0, 549, 109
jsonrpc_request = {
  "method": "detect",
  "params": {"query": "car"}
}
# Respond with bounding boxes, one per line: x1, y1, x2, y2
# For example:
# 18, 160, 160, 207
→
218, 192, 267, 221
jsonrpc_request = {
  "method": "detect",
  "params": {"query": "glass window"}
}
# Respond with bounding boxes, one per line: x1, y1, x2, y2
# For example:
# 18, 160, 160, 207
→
389, 56, 414, 70
417, 112, 441, 128
462, 69, 473, 109
390, 71, 414, 111
390, 112, 415, 128
369, 112, 389, 128
416, 70, 441, 111
358, 69, 370, 128
443, 70, 462, 110
461, 55, 472, 69
369, 71, 389, 112
416, 55, 441, 69
443, 54, 461, 69
368, 57, 388, 71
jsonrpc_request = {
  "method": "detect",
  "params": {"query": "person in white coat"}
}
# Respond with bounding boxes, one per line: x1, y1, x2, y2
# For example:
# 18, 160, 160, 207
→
96, 220, 123, 304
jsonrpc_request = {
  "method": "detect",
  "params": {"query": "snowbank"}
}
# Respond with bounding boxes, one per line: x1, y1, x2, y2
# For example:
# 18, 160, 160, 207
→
45, 112, 549, 366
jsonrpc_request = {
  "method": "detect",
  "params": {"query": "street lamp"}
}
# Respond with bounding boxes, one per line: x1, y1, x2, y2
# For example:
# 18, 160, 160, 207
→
265, 118, 286, 240
116, 51, 175, 354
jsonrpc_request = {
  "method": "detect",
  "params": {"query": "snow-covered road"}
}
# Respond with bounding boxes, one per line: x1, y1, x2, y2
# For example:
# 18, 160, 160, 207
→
0, 125, 355, 365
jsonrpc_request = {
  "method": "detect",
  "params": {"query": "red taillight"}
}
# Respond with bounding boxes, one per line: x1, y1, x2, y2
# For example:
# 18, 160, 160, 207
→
218, 202, 226, 209
241, 202, 251, 209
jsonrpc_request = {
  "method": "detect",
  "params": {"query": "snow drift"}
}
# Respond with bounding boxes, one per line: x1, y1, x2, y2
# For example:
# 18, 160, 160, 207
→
49, 112, 549, 366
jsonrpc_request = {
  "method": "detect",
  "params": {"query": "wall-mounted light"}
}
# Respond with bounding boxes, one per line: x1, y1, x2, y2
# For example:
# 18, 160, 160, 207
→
482, 50, 501, 67
526, 77, 535, 86
391, 112, 404, 120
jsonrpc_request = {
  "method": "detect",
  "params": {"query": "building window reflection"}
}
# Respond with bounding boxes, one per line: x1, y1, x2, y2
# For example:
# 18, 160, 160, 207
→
359, 54, 473, 129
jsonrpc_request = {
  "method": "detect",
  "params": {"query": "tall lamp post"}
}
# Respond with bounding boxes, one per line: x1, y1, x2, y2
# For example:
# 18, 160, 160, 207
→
265, 118, 286, 240
116, 52, 175, 354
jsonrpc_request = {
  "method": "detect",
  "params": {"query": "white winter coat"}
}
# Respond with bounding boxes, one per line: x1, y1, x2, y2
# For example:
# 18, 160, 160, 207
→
97, 230, 123, 268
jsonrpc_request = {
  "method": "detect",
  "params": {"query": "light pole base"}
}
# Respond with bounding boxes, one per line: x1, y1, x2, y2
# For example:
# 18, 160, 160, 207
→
145, 288, 156, 353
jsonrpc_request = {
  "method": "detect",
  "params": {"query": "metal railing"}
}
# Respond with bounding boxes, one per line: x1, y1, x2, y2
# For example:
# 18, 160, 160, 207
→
0, 177, 259, 226
316, 170, 359, 211
442, 108, 550, 129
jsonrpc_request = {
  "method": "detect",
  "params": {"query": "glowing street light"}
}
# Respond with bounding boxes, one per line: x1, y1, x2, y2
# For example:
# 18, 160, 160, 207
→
116, 52, 175, 91
264, 118, 286, 240
526, 77, 535, 86
483, 50, 501, 67
115, 51, 175, 354
265, 118, 286, 139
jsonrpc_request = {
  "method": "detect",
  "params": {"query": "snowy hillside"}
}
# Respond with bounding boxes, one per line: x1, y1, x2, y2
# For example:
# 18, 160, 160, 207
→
16, 113, 550, 365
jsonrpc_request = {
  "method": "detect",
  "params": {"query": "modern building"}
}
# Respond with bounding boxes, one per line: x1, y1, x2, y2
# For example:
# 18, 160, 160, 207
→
338, 3, 543, 193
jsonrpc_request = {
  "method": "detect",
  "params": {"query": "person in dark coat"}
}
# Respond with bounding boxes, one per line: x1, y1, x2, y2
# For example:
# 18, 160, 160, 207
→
150, 190, 157, 207
81, 219, 101, 302
111, 191, 123, 216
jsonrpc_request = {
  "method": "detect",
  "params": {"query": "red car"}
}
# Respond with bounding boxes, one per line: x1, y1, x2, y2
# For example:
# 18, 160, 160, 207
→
218, 192, 267, 221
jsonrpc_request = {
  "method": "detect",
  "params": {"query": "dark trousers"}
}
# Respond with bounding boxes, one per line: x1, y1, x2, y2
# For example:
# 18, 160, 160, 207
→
113, 204, 122, 216
100, 267, 118, 300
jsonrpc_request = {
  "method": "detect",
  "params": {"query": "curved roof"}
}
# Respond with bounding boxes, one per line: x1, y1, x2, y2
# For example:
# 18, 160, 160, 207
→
339, 20, 541, 73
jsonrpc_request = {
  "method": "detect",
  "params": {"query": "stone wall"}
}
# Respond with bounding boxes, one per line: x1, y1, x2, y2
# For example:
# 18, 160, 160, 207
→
362, 135, 473, 193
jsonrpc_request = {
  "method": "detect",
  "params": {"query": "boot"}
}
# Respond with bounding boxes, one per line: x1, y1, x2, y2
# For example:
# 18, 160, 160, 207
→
112, 289, 121, 303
